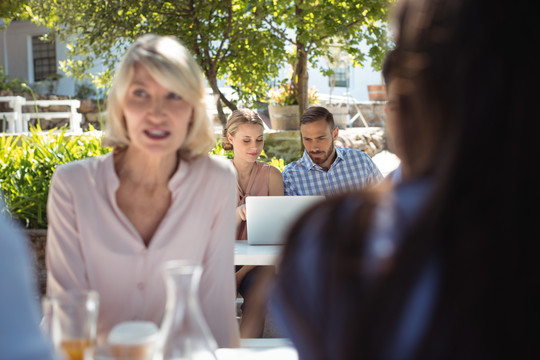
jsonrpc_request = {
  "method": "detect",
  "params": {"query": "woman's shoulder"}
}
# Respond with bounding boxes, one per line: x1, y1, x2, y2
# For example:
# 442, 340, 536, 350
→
54, 153, 112, 180
204, 155, 236, 175
183, 156, 237, 201
188, 155, 236, 184
256, 161, 274, 168
256, 161, 282, 175
268, 164, 283, 177
262, 161, 283, 194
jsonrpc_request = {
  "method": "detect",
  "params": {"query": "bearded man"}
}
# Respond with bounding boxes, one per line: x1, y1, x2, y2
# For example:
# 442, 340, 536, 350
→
282, 106, 382, 196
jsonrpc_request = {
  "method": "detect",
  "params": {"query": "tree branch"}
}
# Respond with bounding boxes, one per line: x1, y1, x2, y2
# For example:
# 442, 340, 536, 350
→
306, 15, 366, 54
189, 0, 202, 59
261, 17, 295, 46
219, 91, 236, 110
211, 0, 232, 71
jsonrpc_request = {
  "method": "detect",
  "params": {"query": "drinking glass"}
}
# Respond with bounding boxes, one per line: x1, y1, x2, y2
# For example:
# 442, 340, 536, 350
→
42, 290, 100, 360
83, 321, 159, 360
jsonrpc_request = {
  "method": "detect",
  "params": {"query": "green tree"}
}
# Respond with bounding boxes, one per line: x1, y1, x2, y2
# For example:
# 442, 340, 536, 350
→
0, 0, 29, 26
27, 0, 285, 125
261, 0, 392, 116
24, 0, 390, 124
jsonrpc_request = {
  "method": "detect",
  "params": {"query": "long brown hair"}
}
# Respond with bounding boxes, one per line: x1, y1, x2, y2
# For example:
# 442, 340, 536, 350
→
362, 0, 540, 357
274, 0, 540, 358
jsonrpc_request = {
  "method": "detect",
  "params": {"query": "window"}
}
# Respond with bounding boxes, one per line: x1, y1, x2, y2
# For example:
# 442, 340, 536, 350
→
329, 60, 349, 88
32, 36, 57, 82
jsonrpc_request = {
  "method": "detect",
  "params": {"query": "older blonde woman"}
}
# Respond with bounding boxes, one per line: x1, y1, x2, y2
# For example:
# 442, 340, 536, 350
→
222, 109, 283, 337
46, 34, 240, 347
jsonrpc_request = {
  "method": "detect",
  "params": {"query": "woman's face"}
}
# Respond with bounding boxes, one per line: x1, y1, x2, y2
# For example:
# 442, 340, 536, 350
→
227, 123, 264, 163
123, 63, 193, 158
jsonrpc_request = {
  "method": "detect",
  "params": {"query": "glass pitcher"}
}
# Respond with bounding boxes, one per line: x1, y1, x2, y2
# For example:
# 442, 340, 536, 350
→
159, 260, 218, 360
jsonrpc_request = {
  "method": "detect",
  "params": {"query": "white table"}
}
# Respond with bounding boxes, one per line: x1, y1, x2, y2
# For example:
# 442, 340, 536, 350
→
217, 338, 298, 360
234, 240, 284, 266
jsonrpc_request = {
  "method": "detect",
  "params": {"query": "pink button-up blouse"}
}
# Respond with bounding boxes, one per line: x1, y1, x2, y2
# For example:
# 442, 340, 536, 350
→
46, 152, 240, 347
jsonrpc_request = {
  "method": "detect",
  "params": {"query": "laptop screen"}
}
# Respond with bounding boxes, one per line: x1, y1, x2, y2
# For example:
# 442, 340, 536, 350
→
246, 196, 324, 245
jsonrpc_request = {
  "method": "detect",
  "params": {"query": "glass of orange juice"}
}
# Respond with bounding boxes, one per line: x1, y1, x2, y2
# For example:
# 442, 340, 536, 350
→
42, 290, 100, 360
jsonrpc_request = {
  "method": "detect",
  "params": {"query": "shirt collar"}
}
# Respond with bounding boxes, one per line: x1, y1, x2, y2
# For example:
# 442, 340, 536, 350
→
106, 150, 188, 195
300, 146, 344, 171
335, 147, 346, 161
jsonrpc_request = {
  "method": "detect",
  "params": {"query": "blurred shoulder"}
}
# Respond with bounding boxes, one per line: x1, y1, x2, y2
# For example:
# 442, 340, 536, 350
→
0, 214, 25, 252
207, 154, 236, 174
307, 192, 372, 221
286, 191, 378, 250
191, 155, 236, 183
53, 153, 112, 181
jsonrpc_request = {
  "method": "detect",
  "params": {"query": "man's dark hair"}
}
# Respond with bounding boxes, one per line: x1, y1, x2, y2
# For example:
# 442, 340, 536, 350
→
300, 106, 335, 129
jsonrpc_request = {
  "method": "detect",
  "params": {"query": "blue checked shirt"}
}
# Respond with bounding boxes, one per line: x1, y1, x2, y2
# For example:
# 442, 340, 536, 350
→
283, 147, 383, 196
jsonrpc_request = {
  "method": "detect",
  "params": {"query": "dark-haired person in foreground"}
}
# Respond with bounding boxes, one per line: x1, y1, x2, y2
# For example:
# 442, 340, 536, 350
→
282, 106, 382, 196
271, 0, 539, 358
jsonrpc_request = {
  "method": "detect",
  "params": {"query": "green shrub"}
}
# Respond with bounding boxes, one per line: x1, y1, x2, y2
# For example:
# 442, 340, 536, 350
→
0, 126, 112, 229
1, 130, 287, 229
210, 138, 234, 159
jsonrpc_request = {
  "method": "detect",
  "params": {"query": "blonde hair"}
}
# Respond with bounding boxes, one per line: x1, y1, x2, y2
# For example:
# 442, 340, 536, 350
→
103, 34, 214, 160
221, 109, 265, 151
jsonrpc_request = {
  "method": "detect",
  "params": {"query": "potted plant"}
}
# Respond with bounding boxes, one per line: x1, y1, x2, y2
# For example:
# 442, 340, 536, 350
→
367, 75, 387, 101
267, 81, 318, 130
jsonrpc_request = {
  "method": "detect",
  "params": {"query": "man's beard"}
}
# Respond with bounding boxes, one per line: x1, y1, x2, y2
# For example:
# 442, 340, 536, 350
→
308, 144, 333, 165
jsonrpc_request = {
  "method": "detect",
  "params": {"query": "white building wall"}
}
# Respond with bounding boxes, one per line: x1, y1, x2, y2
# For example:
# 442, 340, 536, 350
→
0, 21, 103, 97
54, 36, 75, 96
308, 63, 383, 102
0, 21, 45, 82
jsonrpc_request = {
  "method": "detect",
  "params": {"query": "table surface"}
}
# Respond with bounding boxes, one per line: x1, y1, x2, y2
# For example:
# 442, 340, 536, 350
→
234, 240, 284, 266
217, 338, 298, 360
109, 339, 297, 360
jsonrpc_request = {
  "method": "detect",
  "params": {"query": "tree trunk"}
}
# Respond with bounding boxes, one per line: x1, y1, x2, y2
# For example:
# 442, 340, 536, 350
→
294, 41, 308, 152
294, 1, 309, 121
295, 46, 309, 118
207, 75, 236, 126
216, 99, 227, 126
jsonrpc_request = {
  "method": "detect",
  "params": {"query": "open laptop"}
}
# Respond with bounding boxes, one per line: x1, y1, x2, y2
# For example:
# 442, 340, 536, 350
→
246, 195, 325, 245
